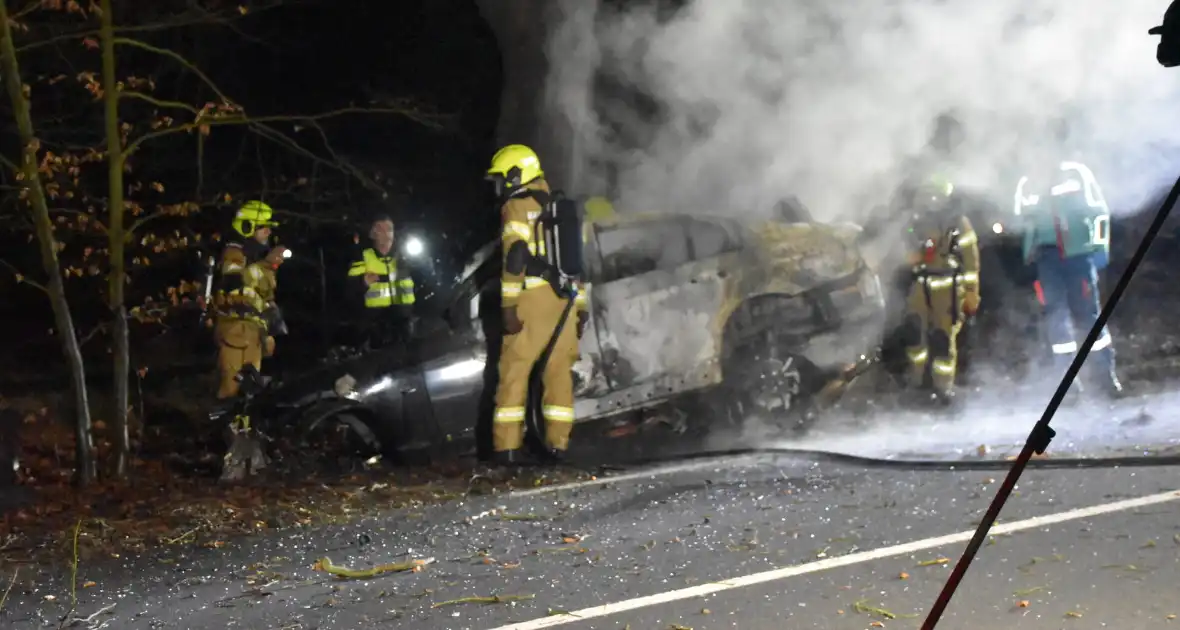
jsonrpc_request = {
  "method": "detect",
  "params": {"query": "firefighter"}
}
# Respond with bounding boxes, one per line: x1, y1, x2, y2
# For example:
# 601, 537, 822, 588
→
900, 175, 982, 404
1150, 0, 1180, 67
348, 214, 416, 347
578, 195, 613, 309
1015, 161, 1121, 396
485, 144, 588, 464
212, 200, 287, 481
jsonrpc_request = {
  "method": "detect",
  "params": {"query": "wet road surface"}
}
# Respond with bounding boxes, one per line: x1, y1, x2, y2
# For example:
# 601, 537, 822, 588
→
3, 453, 1177, 630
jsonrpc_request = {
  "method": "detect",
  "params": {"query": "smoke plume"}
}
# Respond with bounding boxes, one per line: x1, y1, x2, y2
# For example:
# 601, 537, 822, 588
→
545, 0, 1175, 221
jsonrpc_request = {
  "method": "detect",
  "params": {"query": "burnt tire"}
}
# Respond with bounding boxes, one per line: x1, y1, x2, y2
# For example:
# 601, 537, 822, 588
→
714, 342, 824, 436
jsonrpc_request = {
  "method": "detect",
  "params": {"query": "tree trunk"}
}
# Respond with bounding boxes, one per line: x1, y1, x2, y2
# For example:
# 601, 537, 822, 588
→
99, 0, 131, 478
0, 0, 97, 485
474, 0, 574, 186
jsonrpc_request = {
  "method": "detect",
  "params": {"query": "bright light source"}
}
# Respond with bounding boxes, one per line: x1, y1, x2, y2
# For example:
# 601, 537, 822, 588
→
282, 248, 293, 259
361, 376, 393, 398
992, 222, 1003, 234
404, 236, 425, 258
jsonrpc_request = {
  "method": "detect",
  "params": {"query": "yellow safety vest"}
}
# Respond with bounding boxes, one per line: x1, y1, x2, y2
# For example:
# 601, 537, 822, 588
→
348, 248, 416, 308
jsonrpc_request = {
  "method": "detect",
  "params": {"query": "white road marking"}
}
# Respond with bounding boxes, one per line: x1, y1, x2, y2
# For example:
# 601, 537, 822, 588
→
486, 488, 1180, 629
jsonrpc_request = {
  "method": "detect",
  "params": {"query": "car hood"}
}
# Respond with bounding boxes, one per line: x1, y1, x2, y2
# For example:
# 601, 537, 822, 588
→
266, 347, 419, 406
750, 221, 866, 292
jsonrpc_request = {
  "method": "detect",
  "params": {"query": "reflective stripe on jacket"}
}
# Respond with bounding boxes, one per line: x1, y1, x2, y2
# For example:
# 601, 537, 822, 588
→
1017, 162, 1111, 262
213, 242, 271, 327
499, 180, 589, 314
348, 248, 415, 308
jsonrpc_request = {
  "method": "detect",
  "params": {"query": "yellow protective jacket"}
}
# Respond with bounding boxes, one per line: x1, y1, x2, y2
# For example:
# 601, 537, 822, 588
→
213, 240, 276, 328
499, 178, 589, 313
348, 247, 416, 308
907, 213, 981, 305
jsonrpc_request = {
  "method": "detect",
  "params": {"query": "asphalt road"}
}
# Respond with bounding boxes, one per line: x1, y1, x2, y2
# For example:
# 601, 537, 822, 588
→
2, 453, 1177, 630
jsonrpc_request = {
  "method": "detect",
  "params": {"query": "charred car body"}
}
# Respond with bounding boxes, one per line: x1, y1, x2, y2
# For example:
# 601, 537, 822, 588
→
265, 211, 886, 459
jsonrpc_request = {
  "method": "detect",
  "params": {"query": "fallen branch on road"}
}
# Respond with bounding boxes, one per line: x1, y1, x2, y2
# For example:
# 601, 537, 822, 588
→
60, 603, 115, 628
0, 566, 17, 612
852, 599, 917, 621
432, 594, 535, 608
313, 556, 434, 579
58, 519, 83, 630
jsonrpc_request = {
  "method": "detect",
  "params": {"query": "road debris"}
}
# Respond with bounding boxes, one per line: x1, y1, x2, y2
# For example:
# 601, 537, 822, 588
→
852, 599, 917, 620
313, 556, 434, 579
0, 566, 17, 612
1018, 554, 1064, 573
431, 594, 535, 608
500, 512, 547, 521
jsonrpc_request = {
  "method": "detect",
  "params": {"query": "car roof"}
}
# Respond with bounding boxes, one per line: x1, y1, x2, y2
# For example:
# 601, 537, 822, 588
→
454, 212, 747, 286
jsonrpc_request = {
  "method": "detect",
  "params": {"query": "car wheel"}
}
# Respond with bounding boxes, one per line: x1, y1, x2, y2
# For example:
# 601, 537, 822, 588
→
301, 411, 384, 462
717, 342, 821, 436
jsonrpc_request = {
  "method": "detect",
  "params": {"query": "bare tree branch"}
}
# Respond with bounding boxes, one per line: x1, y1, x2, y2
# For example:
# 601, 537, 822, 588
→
113, 36, 230, 102
13, 0, 293, 53
119, 90, 199, 114
0, 258, 47, 293
125, 105, 441, 159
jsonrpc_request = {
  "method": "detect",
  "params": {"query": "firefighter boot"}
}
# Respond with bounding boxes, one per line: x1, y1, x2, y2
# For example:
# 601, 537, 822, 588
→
1099, 365, 1124, 399
542, 447, 566, 464
1107, 369, 1124, 397
493, 449, 523, 466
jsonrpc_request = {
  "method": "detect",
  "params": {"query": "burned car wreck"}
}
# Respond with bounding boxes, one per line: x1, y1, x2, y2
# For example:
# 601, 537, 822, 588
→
263, 210, 886, 460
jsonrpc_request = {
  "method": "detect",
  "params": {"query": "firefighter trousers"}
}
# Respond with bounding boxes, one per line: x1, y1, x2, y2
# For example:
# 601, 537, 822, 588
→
903, 276, 963, 396
493, 285, 579, 453
1034, 249, 1114, 374
215, 319, 272, 399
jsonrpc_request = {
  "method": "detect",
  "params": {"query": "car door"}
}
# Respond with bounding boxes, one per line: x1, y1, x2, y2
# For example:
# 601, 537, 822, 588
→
418, 247, 499, 443
589, 217, 734, 389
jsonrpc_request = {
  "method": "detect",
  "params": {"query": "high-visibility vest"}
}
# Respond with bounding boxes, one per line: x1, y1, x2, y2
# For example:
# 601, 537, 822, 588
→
348, 248, 415, 308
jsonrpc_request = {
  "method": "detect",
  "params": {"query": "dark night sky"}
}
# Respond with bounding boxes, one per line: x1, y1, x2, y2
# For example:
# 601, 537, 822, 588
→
221, 0, 503, 254
0, 0, 506, 377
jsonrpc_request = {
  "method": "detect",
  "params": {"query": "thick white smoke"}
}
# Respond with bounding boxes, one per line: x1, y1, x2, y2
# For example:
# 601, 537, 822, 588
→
545, 0, 1176, 221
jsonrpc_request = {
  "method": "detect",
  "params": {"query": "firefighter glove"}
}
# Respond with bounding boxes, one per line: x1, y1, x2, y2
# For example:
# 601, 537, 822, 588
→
503, 307, 523, 335
963, 292, 981, 317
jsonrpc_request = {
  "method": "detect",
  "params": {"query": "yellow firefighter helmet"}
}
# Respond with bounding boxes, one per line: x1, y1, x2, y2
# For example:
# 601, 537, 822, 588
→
486, 144, 544, 192
232, 200, 278, 238
584, 196, 616, 224
914, 174, 955, 211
